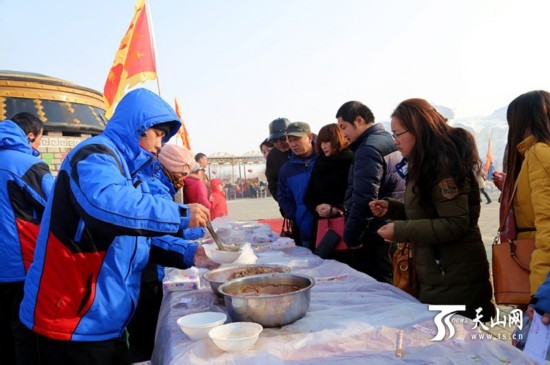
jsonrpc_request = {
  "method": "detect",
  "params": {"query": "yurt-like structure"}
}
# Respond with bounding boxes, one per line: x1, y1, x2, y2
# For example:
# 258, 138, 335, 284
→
0, 70, 107, 174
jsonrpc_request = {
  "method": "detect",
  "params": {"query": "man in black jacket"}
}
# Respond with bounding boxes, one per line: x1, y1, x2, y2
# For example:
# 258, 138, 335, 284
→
336, 101, 405, 283
265, 118, 290, 203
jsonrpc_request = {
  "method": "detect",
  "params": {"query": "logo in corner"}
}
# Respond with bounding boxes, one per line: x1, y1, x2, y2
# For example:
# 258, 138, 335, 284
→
429, 305, 466, 341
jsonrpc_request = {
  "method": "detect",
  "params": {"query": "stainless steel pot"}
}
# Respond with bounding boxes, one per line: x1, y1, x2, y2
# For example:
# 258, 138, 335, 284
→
203, 264, 291, 298
218, 273, 315, 327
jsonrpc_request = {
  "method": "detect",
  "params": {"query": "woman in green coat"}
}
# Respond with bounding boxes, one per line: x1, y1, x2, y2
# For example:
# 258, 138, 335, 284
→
369, 98, 495, 320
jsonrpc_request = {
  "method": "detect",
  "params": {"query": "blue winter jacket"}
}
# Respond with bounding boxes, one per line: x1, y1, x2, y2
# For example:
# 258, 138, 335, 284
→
20, 89, 197, 342
0, 120, 53, 282
277, 148, 317, 245
141, 159, 206, 283
534, 271, 550, 315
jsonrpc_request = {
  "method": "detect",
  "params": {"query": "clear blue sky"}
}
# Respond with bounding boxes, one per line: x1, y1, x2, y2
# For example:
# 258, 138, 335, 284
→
2, 0, 549, 155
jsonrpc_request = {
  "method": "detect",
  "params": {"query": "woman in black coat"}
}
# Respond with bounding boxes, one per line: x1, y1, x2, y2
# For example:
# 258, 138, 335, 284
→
304, 124, 353, 260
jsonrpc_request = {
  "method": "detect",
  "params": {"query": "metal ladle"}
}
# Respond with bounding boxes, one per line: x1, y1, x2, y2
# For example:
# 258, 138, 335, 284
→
206, 221, 226, 251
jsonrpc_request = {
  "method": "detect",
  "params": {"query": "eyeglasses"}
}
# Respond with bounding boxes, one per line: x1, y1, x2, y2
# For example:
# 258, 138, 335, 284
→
392, 130, 409, 140
276, 136, 287, 142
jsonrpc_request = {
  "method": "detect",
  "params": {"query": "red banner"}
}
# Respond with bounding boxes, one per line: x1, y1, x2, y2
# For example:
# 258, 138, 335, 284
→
103, 0, 157, 119
174, 98, 192, 150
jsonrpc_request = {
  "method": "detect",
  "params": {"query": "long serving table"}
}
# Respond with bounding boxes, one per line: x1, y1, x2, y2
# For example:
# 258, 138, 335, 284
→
152, 241, 536, 364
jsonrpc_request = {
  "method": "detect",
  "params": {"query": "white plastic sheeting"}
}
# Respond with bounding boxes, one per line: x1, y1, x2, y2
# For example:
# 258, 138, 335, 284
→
153, 246, 535, 364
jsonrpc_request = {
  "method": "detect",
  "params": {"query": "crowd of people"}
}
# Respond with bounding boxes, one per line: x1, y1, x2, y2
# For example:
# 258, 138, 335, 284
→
262, 92, 550, 359
1, 87, 550, 364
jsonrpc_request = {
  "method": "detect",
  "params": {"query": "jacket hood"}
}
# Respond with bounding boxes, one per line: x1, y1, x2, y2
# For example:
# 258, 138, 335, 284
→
0, 120, 38, 156
210, 178, 223, 192
104, 88, 181, 164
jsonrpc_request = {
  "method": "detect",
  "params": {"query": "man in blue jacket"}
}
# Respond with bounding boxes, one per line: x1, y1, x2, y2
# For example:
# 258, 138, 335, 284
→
20, 89, 210, 364
336, 101, 405, 283
277, 122, 317, 248
0, 113, 53, 364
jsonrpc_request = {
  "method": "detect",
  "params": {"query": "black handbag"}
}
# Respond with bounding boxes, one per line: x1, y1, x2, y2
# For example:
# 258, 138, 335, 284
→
315, 228, 341, 259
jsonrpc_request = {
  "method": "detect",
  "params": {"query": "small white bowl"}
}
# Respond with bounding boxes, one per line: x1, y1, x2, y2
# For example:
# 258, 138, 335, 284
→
177, 312, 227, 340
208, 322, 263, 352
203, 243, 242, 264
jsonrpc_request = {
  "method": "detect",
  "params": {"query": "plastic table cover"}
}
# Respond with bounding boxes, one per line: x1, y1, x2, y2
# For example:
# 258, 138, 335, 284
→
152, 246, 536, 364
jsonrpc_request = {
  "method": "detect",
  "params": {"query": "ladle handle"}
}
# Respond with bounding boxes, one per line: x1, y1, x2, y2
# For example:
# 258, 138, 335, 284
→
206, 221, 225, 251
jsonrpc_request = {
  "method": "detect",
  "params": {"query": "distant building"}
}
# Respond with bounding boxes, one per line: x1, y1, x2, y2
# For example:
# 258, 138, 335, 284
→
208, 151, 265, 183
0, 70, 106, 174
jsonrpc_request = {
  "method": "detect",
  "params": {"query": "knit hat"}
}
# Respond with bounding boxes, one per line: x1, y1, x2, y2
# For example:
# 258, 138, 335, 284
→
157, 143, 195, 173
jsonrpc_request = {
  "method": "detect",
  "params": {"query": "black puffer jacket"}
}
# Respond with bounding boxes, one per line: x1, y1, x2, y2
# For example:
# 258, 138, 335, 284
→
304, 148, 354, 215
344, 124, 405, 246
265, 148, 289, 202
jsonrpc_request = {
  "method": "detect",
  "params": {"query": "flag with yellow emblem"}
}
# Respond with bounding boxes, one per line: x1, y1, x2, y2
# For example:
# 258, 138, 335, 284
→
103, 0, 157, 119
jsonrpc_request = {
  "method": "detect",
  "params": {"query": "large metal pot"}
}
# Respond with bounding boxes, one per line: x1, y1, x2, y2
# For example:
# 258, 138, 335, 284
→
218, 273, 315, 327
203, 264, 291, 298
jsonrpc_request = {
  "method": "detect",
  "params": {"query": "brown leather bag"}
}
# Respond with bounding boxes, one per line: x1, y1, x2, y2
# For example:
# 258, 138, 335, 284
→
492, 237, 535, 305
392, 242, 418, 297
492, 180, 535, 305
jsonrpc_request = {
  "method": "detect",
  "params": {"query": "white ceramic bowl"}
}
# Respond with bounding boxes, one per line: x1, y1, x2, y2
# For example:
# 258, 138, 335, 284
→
177, 312, 227, 340
208, 322, 263, 352
202, 243, 242, 264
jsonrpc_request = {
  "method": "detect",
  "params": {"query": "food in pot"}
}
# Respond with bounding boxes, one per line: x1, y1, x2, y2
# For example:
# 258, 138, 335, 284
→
232, 284, 301, 296
228, 267, 286, 280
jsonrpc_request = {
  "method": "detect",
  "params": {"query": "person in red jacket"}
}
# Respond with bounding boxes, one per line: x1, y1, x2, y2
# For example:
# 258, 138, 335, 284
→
183, 163, 211, 209
210, 178, 228, 219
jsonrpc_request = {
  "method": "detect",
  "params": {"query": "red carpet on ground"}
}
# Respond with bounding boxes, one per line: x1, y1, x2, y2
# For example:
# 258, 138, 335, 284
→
257, 218, 283, 235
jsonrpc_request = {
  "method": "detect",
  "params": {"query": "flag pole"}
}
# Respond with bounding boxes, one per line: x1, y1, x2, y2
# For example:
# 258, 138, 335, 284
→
145, 0, 162, 96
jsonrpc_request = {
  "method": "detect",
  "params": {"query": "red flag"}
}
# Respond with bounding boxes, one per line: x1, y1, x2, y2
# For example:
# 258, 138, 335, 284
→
174, 98, 192, 150
103, 0, 157, 119
483, 137, 493, 174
